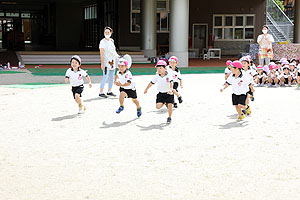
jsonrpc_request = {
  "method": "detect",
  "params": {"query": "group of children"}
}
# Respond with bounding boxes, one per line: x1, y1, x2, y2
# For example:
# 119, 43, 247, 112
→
222, 55, 300, 120
65, 55, 184, 124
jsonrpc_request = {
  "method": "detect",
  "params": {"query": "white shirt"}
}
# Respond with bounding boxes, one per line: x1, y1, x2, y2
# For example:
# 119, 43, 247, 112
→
256, 71, 267, 79
243, 69, 255, 84
99, 38, 119, 70
65, 68, 88, 87
117, 70, 135, 90
257, 34, 274, 48
151, 71, 173, 93
268, 70, 279, 79
166, 66, 182, 83
226, 71, 251, 95
224, 67, 231, 74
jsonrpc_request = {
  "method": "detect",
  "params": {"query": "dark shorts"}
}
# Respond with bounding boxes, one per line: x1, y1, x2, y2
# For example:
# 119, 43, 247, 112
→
284, 77, 289, 84
120, 87, 137, 99
232, 94, 247, 106
173, 82, 179, 92
258, 77, 264, 83
156, 92, 174, 104
72, 85, 84, 99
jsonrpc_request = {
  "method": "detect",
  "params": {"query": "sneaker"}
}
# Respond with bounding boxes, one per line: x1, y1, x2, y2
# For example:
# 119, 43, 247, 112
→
288, 83, 291, 87
238, 114, 245, 121
107, 92, 116, 97
245, 105, 251, 115
178, 96, 183, 104
99, 93, 108, 98
167, 117, 172, 124
242, 109, 246, 115
137, 107, 142, 117
275, 84, 279, 87
250, 96, 255, 101
268, 83, 272, 87
78, 105, 86, 114
116, 106, 124, 114
173, 103, 178, 108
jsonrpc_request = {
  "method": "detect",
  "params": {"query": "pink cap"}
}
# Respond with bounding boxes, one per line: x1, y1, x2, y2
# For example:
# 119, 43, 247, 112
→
257, 65, 263, 69
118, 58, 128, 66
168, 56, 178, 63
230, 61, 243, 69
269, 64, 278, 70
155, 60, 167, 67
226, 60, 232, 66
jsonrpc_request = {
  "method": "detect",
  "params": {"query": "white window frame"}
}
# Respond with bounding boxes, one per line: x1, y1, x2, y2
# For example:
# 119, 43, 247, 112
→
130, 0, 170, 33
213, 14, 255, 41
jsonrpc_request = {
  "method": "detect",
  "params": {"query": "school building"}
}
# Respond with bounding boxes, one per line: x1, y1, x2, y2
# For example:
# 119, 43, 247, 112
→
1, 0, 299, 67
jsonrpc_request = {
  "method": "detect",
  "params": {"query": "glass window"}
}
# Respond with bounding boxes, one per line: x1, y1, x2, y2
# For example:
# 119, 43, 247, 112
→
235, 16, 243, 26
224, 28, 233, 39
245, 28, 254, 39
132, 0, 140, 11
132, 13, 140, 32
234, 28, 244, 39
0, 12, 4, 17
157, 0, 167, 10
21, 13, 31, 18
246, 16, 254, 26
214, 16, 222, 26
225, 16, 233, 26
214, 28, 223, 39
160, 12, 168, 31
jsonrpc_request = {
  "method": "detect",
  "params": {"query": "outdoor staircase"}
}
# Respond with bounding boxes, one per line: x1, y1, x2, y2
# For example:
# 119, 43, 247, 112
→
266, 0, 294, 42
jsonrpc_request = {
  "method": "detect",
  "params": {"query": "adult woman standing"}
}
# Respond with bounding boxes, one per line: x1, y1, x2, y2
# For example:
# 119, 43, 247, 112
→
99, 26, 119, 98
257, 25, 274, 66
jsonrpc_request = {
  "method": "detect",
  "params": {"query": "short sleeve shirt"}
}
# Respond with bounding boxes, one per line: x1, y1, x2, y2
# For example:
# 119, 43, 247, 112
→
226, 71, 251, 95
65, 68, 88, 87
117, 70, 135, 90
151, 71, 174, 93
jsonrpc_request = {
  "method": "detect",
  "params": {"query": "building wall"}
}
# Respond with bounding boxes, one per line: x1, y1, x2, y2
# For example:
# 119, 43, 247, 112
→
118, 0, 266, 56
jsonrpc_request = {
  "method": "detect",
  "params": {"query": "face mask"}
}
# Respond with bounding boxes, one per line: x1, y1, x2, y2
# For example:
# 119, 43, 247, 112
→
262, 30, 268, 34
105, 34, 111, 39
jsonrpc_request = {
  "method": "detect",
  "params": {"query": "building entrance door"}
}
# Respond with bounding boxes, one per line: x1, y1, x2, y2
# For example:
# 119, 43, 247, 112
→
192, 23, 208, 57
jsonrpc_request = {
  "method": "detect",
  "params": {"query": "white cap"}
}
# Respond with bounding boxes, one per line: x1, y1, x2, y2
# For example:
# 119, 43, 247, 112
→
70, 55, 81, 65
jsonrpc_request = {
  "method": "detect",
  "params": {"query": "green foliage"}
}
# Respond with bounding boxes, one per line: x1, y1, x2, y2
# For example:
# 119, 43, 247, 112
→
274, 0, 285, 11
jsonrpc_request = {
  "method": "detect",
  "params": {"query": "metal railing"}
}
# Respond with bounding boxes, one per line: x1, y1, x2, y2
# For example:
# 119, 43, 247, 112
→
266, 0, 294, 42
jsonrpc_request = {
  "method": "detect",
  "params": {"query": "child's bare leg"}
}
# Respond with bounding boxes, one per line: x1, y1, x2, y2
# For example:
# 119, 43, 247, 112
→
280, 77, 285, 85
275, 78, 279, 84
167, 103, 172, 118
297, 77, 300, 84
262, 77, 266, 84
119, 92, 126, 106
246, 94, 250, 105
132, 98, 140, 109
75, 93, 82, 107
288, 77, 292, 84
235, 105, 242, 116
156, 103, 164, 109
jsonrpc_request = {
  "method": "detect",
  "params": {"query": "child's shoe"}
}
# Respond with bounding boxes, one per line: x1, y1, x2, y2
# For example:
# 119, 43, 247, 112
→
137, 107, 142, 117
116, 106, 124, 114
245, 105, 251, 115
238, 114, 245, 121
275, 84, 279, 87
178, 96, 183, 104
268, 83, 272, 87
78, 105, 86, 114
107, 92, 116, 97
173, 103, 178, 108
288, 83, 291, 87
167, 117, 172, 124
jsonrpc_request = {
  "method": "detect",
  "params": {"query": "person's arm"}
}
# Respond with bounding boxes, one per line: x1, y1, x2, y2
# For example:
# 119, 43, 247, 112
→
144, 82, 153, 94
100, 48, 105, 70
121, 81, 131, 87
114, 74, 121, 86
168, 81, 174, 94
179, 79, 183, 88
249, 84, 255, 93
220, 82, 230, 92
64, 77, 69, 83
85, 75, 92, 88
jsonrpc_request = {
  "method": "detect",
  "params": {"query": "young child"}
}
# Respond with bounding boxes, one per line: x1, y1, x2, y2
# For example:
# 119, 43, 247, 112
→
224, 60, 232, 80
65, 55, 92, 114
144, 60, 174, 124
240, 56, 255, 104
289, 62, 297, 85
167, 56, 183, 108
279, 65, 292, 86
267, 64, 279, 87
254, 65, 267, 86
220, 61, 251, 121
114, 58, 142, 117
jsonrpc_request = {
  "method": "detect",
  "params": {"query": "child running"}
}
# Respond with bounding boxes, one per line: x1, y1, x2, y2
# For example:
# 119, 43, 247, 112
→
220, 61, 251, 121
166, 56, 183, 108
144, 60, 174, 124
114, 58, 142, 117
65, 55, 92, 114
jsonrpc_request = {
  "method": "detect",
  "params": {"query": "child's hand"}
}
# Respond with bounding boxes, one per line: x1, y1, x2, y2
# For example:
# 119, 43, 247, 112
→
180, 85, 183, 89
89, 83, 92, 88
220, 88, 224, 92
114, 81, 121, 86
167, 89, 173, 95
144, 89, 148, 94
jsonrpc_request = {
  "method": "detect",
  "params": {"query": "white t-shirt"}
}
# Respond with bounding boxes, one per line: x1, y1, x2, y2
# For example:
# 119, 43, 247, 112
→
226, 71, 251, 95
224, 67, 231, 74
117, 70, 135, 90
256, 71, 267, 79
268, 70, 279, 79
166, 66, 182, 83
243, 69, 255, 84
257, 34, 274, 48
99, 38, 119, 70
151, 71, 174, 93
65, 68, 88, 87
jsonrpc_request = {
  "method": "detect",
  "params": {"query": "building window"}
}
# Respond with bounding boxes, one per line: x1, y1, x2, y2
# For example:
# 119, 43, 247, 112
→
213, 14, 255, 41
130, 0, 169, 33
84, 4, 98, 48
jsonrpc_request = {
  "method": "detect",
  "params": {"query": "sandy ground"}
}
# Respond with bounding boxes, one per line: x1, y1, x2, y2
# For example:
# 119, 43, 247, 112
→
1, 73, 300, 200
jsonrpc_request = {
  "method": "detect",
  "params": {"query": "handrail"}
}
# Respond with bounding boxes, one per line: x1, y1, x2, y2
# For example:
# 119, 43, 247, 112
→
270, 0, 294, 25
266, 12, 288, 40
